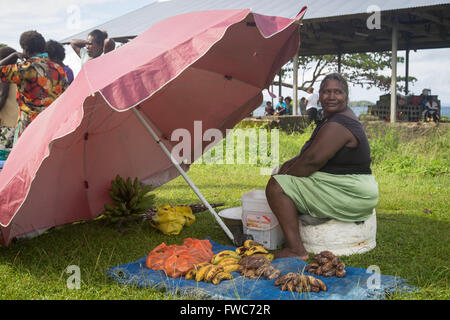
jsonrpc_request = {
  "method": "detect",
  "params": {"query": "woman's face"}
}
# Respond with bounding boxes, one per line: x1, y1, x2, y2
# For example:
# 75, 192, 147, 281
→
86, 35, 103, 58
319, 79, 347, 115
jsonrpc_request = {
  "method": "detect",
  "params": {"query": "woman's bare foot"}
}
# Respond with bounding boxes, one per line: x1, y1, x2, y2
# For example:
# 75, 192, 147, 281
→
274, 248, 309, 261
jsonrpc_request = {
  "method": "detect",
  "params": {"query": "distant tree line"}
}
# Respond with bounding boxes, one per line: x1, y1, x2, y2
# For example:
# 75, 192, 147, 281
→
274, 52, 417, 95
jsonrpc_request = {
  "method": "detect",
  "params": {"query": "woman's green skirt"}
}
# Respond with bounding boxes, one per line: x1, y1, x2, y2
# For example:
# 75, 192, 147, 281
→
273, 171, 379, 222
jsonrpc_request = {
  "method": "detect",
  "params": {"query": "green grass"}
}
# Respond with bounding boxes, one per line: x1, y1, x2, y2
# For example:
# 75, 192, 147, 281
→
0, 122, 448, 300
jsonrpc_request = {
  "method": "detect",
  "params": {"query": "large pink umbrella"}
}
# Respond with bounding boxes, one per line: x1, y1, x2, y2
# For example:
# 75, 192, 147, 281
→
0, 9, 306, 246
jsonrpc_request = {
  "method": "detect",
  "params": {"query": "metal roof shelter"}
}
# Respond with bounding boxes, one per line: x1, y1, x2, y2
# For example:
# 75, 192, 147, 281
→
62, 0, 450, 122
61, 0, 450, 48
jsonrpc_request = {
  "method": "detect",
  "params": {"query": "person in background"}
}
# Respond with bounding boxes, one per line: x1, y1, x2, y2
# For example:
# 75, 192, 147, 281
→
284, 96, 293, 115
70, 29, 115, 66
265, 101, 274, 116
46, 40, 74, 85
299, 97, 306, 115
0, 46, 18, 151
275, 96, 287, 115
305, 87, 319, 124
423, 96, 440, 123
266, 73, 378, 260
0, 30, 68, 143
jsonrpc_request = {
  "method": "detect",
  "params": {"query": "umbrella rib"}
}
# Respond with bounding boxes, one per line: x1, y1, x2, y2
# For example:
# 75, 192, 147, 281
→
131, 107, 235, 244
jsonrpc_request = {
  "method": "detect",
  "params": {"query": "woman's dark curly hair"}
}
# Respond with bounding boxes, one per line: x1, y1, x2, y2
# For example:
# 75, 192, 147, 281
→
45, 40, 65, 62
88, 29, 108, 45
19, 30, 46, 54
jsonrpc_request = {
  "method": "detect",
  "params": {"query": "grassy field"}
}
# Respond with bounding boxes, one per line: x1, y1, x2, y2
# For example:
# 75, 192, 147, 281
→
0, 121, 448, 300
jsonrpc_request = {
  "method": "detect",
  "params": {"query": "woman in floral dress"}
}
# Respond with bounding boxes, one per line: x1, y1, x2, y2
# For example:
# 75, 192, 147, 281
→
0, 30, 68, 145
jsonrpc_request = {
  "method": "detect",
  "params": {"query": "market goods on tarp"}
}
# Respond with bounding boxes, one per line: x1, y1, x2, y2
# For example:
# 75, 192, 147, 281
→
211, 250, 241, 264
184, 262, 234, 285
235, 240, 274, 261
305, 250, 346, 278
145, 238, 214, 278
211, 271, 233, 285
237, 254, 280, 280
274, 272, 327, 293
210, 250, 241, 272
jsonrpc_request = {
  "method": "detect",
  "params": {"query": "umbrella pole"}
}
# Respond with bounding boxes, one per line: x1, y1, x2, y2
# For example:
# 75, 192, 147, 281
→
132, 107, 235, 244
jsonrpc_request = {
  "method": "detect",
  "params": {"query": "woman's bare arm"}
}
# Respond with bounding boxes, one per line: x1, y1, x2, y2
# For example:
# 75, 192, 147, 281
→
70, 39, 87, 57
0, 52, 20, 66
285, 122, 355, 177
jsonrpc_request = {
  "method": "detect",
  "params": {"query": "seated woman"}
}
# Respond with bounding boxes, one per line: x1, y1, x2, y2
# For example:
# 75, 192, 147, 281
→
423, 97, 440, 123
264, 101, 274, 116
265, 73, 379, 260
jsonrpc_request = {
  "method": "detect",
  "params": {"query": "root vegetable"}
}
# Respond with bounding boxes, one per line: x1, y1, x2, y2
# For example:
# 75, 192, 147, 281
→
306, 250, 347, 278
275, 273, 326, 293
238, 255, 280, 280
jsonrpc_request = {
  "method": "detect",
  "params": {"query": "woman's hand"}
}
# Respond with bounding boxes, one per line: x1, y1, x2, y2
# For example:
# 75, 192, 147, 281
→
103, 38, 115, 54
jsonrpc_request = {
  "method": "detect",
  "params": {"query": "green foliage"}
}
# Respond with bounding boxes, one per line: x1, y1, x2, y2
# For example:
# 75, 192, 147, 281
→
348, 100, 375, 107
368, 124, 449, 176
281, 52, 417, 93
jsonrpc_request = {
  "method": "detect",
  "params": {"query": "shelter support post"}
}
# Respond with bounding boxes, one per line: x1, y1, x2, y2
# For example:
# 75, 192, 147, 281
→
278, 70, 282, 97
405, 44, 410, 95
271, 83, 274, 106
292, 54, 299, 115
390, 19, 398, 123
337, 52, 342, 73
292, 27, 301, 116
132, 107, 235, 243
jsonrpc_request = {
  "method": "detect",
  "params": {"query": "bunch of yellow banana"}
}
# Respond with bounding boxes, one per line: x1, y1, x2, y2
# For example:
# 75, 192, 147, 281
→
185, 262, 233, 285
210, 250, 241, 272
103, 175, 155, 218
235, 240, 274, 262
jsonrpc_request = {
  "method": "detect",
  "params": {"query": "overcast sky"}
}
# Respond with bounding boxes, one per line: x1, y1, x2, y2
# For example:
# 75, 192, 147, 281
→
1, 0, 449, 105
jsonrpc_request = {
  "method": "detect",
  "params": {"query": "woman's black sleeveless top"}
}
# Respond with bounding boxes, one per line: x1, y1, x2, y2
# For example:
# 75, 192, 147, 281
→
298, 113, 372, 174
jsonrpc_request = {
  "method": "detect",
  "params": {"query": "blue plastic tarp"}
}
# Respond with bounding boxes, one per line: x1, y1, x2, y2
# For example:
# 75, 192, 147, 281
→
106, 240, 415, 300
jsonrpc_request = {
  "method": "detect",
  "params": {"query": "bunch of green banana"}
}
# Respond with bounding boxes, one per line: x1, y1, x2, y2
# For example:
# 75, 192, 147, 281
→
103, 175, 155, 218
235, 240, 274, 261
185, 262, 233, 285
210, 250, 241, 272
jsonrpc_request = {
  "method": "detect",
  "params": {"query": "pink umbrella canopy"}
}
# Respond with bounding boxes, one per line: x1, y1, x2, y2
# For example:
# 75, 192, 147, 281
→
0, 8, 306, 246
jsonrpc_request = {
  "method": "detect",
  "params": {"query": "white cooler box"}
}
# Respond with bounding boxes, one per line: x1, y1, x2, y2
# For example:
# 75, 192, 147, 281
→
241, 190, 285, 250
